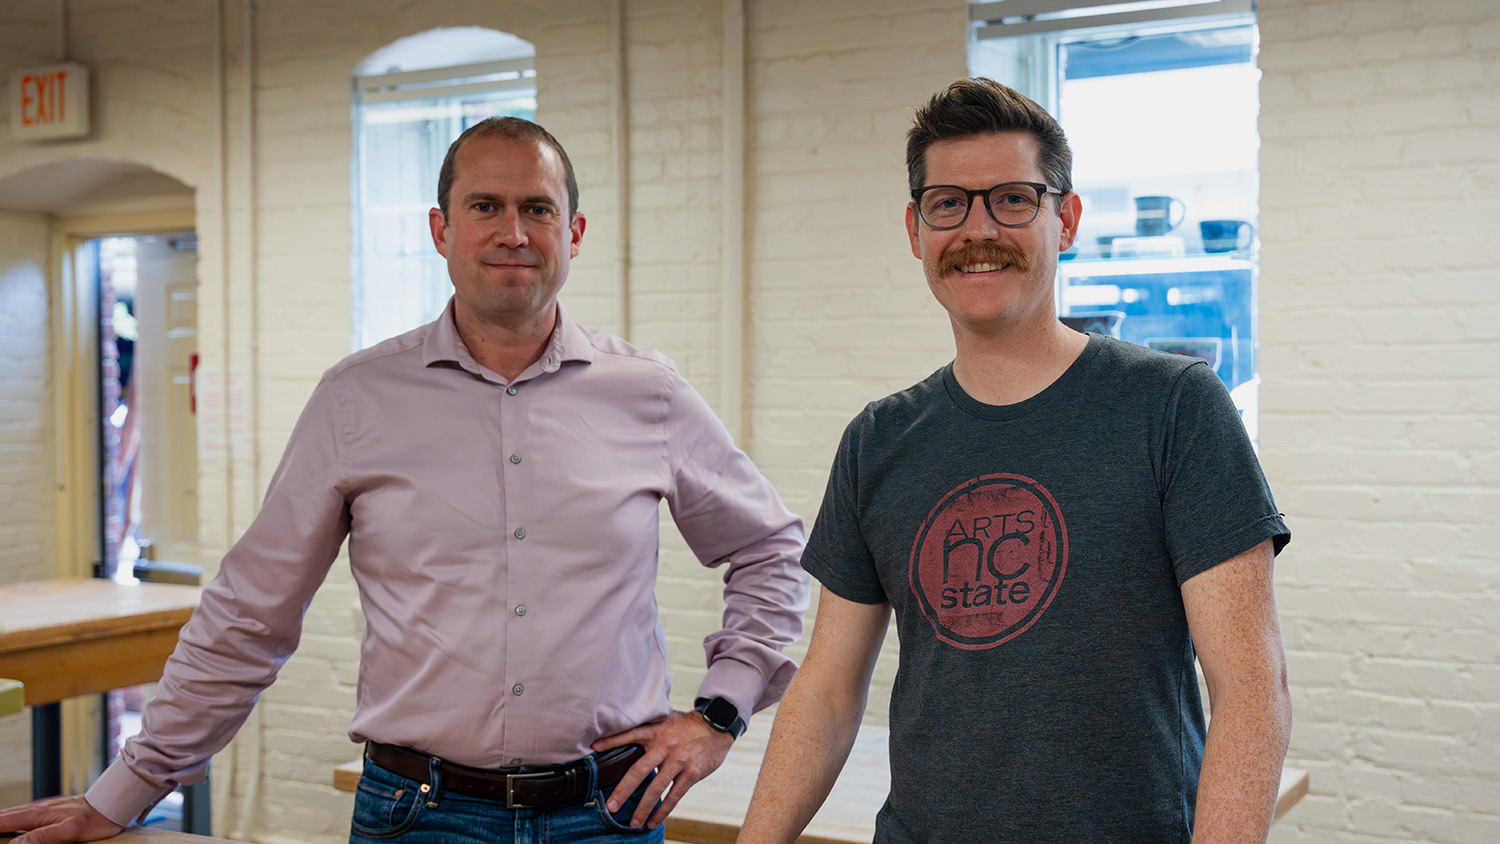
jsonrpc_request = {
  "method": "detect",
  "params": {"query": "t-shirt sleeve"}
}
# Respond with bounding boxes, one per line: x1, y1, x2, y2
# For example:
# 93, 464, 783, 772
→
1160, 361, 1290, 585
801, 411, 890, 604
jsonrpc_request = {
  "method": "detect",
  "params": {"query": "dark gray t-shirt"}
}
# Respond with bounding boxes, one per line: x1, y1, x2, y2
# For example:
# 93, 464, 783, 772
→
802, 334, 1289, 844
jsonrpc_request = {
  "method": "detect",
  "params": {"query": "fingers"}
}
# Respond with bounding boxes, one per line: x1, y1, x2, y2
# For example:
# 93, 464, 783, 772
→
13, 820, 69, 844
600, 710, 735, 827
0, 810, 30, 834
630, 757, 678, 828
0, 797, 124, 844
625, 717, 731, 828
605, 755, 660, 816
10, 816, 110, 844
590, 723, 651, 753
0, 798, 51, 832
640, 760, 705, 829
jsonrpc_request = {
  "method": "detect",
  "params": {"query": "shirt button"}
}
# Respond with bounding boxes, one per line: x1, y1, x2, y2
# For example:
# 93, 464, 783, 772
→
510, 758, 522, 766
515, 605, 526, 617
514, 527, 526, 540
512, 683, 524, 696
506, 386, 518, 395
510, 453, 522, 464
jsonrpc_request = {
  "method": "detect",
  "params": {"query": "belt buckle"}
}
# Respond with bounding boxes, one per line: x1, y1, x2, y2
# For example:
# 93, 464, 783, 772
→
504, 770, 553, 809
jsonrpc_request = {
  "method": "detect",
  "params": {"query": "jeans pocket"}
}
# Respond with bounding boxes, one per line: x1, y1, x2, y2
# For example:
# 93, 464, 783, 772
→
592, 775, 658, 834
350, 770, 425, 839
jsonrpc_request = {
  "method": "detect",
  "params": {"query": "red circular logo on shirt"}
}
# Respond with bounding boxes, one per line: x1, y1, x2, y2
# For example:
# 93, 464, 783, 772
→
908, 474, 1068, 650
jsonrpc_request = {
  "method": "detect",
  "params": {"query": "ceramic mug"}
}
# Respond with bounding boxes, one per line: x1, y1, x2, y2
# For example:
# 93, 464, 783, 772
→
1134, 195, 1186, 236
1199, 219, 1254, 253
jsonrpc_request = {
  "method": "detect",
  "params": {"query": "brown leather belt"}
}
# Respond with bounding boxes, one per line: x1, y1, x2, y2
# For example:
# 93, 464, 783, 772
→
365, 741, 645, 810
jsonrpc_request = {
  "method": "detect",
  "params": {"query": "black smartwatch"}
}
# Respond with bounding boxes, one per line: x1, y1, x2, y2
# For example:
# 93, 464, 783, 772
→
694, 696, 747, 739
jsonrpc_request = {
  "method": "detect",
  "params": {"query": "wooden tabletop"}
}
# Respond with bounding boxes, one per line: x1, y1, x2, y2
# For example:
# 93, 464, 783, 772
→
335, 718, 1308, 843
1, 829, 245, 844
0, 578, 200, 705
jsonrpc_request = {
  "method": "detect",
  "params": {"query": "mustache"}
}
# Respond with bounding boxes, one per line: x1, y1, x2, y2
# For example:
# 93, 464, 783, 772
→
938, 243, 1031, 275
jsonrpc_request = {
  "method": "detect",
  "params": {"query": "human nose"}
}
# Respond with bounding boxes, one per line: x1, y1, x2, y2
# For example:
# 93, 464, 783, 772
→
957, 196, 1004, 240
491, 209, 527, 248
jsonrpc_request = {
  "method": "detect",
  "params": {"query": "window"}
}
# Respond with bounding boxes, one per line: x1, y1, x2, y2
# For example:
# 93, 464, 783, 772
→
352, 28, 537, 350
970, 1, 1263, 436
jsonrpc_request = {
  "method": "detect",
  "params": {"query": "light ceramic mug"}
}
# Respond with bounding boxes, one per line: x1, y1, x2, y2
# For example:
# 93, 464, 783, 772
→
1134, 195, 1186, 236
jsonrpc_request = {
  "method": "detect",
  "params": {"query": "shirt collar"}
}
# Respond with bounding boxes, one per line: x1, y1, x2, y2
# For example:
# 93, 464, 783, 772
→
422, 297, 595, 378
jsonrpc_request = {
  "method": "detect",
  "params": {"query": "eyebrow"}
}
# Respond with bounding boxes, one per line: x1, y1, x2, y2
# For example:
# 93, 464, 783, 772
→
461, 191, 559, 208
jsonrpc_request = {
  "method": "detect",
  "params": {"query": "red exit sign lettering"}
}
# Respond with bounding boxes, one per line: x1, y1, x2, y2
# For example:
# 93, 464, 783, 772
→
9, 63, 90, 141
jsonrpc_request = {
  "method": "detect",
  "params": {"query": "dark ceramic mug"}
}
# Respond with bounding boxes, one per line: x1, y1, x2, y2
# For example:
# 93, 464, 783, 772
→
1134, 195, 1186, 236
1199, 219, 1254, 253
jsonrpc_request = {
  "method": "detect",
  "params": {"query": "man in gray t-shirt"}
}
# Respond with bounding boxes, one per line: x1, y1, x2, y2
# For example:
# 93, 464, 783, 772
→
739, 78, 1292, 844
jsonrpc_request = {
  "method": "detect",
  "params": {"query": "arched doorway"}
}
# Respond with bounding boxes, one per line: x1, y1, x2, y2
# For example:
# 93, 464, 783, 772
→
0, 158, 196, 812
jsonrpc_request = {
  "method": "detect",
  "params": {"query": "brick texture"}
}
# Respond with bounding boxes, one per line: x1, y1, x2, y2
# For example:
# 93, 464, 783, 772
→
0, 211, 52, 797
1258, 1, 1500, 842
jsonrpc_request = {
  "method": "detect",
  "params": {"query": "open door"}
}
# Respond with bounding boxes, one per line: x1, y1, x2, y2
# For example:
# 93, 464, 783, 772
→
121, 234, 200, 578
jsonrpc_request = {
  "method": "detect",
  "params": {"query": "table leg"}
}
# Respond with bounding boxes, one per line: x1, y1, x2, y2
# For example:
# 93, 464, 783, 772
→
31, 703, 61, 800
182, 781, 212, 834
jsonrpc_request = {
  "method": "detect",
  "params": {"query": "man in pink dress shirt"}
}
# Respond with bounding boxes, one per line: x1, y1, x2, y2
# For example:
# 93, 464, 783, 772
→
0, 117, 810, 844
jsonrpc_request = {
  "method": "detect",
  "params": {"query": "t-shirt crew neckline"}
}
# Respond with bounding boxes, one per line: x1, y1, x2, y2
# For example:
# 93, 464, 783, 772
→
941, 332, 1103, 422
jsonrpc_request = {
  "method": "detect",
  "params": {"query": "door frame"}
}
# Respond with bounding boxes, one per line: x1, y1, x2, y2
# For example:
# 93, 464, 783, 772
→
49, 209, 195, 793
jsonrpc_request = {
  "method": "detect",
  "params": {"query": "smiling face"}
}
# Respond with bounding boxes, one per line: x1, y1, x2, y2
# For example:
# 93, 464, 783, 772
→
906, 131, 1080, 340
429, 134, 586, 336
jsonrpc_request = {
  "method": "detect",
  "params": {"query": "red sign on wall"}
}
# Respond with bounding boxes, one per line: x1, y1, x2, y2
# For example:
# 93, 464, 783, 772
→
9, 63, 90, 141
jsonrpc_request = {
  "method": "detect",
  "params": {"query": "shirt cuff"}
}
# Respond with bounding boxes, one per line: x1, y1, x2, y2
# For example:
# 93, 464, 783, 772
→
84, 759, 175, 828
697, 658, 765, 723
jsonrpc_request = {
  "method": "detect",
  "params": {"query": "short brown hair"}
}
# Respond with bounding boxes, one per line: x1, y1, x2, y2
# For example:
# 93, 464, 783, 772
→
436, 116, 580, 220
906, 77, 1073, 196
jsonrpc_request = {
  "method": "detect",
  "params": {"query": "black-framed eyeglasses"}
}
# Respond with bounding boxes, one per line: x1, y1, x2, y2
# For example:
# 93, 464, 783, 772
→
910, 181, 1064, 230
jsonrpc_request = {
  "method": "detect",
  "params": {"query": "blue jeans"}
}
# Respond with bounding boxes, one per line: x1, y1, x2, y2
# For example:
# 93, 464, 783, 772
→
349, 753, 665, 844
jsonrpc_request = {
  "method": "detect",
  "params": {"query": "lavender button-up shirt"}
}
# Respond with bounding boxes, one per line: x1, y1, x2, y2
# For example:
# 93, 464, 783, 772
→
86, 301, 810, 826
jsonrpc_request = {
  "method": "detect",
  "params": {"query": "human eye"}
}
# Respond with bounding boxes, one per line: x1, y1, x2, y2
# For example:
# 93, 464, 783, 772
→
991, 187, 1034, 207
471, 201, 496, 214
523, 203, 556, 218
921, 189, 968, 219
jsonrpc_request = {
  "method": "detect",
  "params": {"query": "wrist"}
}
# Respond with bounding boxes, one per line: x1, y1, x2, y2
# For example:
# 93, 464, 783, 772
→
693, 696, 747, 739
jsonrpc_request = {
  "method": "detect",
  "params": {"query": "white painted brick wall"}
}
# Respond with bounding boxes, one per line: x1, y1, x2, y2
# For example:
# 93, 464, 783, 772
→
1259, 1, 1500, 842
615, 0, 733, 709
0, 211, 53, 796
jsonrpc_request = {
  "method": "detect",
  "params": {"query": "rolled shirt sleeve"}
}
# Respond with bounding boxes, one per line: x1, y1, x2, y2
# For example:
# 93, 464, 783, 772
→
85, 377, 349, 826
662, 373, 810, 720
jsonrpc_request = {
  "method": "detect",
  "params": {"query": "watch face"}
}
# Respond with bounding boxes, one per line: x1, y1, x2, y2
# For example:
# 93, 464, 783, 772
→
701, 697, 738, 731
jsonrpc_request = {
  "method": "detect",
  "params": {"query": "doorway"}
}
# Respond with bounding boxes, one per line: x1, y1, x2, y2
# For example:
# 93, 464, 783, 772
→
0, 159, 197, 811
97, 233, 201, 584
93, 232, 201, 830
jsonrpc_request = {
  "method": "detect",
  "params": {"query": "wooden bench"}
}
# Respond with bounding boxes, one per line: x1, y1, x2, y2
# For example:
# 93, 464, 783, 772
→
0, 680, 22, 719
334, 720, 1308, 842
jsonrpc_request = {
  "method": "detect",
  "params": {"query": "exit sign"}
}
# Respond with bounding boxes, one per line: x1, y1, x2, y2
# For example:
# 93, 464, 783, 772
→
9, 63, 90, 141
